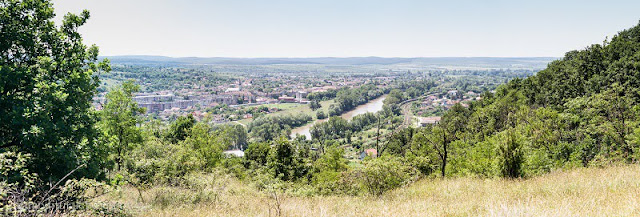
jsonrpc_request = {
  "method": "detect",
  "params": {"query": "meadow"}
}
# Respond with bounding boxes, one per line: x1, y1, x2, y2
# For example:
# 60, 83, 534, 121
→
98, 165, 640, 216
237, 100, 335, 126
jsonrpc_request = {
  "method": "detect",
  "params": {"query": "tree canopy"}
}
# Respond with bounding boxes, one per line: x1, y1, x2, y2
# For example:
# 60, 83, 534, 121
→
0, 0, 110, 181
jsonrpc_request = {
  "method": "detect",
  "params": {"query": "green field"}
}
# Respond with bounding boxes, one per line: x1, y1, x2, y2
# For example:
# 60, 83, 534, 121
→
238, 99, 335, 126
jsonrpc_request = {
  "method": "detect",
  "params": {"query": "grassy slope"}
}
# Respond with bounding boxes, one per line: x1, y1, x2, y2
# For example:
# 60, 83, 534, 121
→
101, 165, 640, 216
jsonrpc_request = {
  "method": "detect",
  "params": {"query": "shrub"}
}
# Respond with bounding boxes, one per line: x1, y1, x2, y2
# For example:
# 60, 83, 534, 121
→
267, 138, 310, 182
244, 142, 271, 168
405, 152, 435, 176
316, 110, 327, 119
311, 171, 342, 195
497, 130, 525, 178
124, 138, 199, 185
1, 152, 113, 216
88, 202, 131, 217
358, 156, 417, 196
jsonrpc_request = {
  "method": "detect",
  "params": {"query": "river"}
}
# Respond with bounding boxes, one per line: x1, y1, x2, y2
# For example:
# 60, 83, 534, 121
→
290, 95, 387, 140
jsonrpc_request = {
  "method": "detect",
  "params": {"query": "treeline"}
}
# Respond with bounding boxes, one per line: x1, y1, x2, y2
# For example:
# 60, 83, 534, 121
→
310, 113, 379, 141
327, 84, 385, 116
307, 89, 338, 101
427, 68, 539, 78
205, 104, 273, 121
101, 65, 234, 92
380, 22, 640, 178
247, 114, 313, 141
243, 140, 416, 196
395, 79, 436, 98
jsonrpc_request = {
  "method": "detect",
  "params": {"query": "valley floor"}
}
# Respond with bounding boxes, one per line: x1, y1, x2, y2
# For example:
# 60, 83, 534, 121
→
101, 165, 640, 216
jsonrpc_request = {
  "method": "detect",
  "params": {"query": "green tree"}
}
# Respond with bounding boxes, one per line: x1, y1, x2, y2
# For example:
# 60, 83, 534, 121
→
359, 156, 415, 196
565, 83, 638, 163
309, 100, 321, 111
313, 146, 348, 173
316, 110, 327, 119
100, 80, 146, 170
384, 89, 404, 105
269, 137, 296, 181
311, 146, 348, 193
224, 124, 248, 150
165, 114, 196, 144
412, 126, 448, 177
412, 104, 468, 177
0, 0, 110, 181
244, 142, 271, 168
267, 137, 307, 181
183, 123, 225, 168
384, 128, 416, 156
497, 130, 525, 178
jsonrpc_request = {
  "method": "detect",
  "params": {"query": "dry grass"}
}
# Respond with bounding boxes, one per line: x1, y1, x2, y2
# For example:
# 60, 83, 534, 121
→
98, 165, 640, 216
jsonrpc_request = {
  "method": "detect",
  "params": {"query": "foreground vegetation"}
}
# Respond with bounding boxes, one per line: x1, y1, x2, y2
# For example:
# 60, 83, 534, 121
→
98, 165, 640, 216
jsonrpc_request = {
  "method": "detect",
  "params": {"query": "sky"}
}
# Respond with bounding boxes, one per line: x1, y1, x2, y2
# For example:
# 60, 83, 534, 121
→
52, 0, 640, 58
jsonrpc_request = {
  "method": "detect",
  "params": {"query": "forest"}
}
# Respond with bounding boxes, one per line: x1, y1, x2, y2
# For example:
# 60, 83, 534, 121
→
2, 0, 640, 216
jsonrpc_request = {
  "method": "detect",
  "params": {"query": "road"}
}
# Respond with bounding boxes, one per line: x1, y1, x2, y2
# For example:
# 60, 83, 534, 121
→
232, 121, 246, 127
393, 95, 426, 133
400, 102, 413, 128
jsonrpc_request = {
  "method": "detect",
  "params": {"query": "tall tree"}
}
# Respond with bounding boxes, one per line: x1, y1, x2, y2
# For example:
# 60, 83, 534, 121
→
412, 104, 468, 177
183, 123, 225, 168
416, 126, 449, 177
100, 80, 145, 170
165, 114, 196, 144
309, 100, 321, 111
0, 0, 110, 180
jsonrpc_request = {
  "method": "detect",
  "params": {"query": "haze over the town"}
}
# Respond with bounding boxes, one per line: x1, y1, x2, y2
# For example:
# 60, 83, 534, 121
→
53, 0, 640, 58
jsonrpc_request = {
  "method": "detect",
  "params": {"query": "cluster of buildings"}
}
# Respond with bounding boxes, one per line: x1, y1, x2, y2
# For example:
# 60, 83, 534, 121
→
277, 91, 310, 103
418, 91, 479, 112
415, 90, 481, 127
417, 116, 442, 127
93, 75, 391, 122
93, 89, 248, 116
137, 94, 237, 113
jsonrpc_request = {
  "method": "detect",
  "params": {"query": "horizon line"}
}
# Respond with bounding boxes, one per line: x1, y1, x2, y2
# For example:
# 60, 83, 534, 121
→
100, 55, 560, 59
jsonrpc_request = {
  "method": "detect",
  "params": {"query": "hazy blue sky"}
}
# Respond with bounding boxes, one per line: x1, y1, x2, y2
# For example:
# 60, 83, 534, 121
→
52, 0, 640, 57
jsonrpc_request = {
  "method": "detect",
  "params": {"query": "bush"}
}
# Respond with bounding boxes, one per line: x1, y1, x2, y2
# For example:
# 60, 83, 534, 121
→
316, 110, 327, 119
244, 142, 271, 168
267, 138, 310, 181
124, 123, 229, 186
124, 138, 201, 185
222, 157, 247, 179
88, 202, 131, 217
405, 152, 435, 176
497, 130, 525, 178
1, 152, 113, 216
310, 171, 341, 195
448, 140, 499, 178
311, 147, 348, 194
358, 156, 417, 196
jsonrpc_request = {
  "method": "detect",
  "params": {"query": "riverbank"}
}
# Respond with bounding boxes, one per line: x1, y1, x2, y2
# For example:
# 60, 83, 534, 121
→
290, 95, 387, 139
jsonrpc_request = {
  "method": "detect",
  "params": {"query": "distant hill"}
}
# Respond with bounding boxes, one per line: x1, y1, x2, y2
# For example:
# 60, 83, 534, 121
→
100, 55, 556, 68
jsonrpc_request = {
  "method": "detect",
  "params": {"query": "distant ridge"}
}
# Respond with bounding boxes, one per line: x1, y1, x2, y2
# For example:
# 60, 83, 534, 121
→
100, 55, 557, 67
